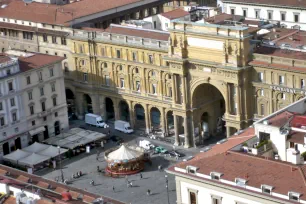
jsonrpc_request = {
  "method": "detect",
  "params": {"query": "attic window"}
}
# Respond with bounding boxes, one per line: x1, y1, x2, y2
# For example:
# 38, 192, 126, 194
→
210, 172, 223, 180
288, 192, 301, 201
186, 166, 198, 174
235, 178, 247, 188
261, 185, 273, 194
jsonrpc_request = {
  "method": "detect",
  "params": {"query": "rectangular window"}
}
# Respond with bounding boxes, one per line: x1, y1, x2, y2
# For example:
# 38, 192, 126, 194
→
105, 76, 110, 86
43, 34, 48, 42
116, 50, 121, 58
52, 97, 57, 106
268, 11, 273, 20
6, 69, 10, 75
260, 104, 264, 116
279, 75, 285, 85
79, 45, 84, 53
23, 31, 33, 40
281, 13, 286, 21
8, 82, 13, 91
101, 47, 105, 56
294, 14, 299, 23
0, 102, 2, 111
30, 105, 34, 115
290, 142, 295, 148
61, 37, 66, 45
260, 89, 264, 96
136, 81, 141, 92
231, 8, 235, 15
38, 72, 43, 81
9, 30, 18, 37
32, 120, 35, 126
190, 192, 197, 204
255, 10, 260, 19
148, 55, 154, 64
153, 21, 157, 29
289, 192, 301, 201
261, 185, 273, 194
152, 84, 157, 94
51, 83, 56, 92
212, 198, 222, 204
258, 72, 264, 82
0, 117, 4, 126
40, 87, 44, 96
83, 73, 88, 82
243, 9, 247, 17
281, 93, 286, 100
52, 36, 57, 44
26, 76, 31, 85
41, 101, 46, 112
28, 91, 32, 100
10, 98, 15, 106
120, 78, 125, 88
133, 52, 137, 61
12, 112, 17, 122
301, 79, 305, 88
49, 68, 54, 77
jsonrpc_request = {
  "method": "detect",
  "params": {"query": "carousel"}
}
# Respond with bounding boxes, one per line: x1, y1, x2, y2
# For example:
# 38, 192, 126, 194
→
105, 144, 145, 175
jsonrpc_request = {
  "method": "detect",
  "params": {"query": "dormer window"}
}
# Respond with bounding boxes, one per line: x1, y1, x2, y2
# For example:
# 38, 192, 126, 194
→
288, 191, 301, 201
186, 166, 198, 174
210, 172, 223, 180
235, 178, 247, 188
261, 185, 273, 195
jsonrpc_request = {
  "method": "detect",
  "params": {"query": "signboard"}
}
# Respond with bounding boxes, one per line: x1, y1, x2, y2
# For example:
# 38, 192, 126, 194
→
270, 85, 306, 96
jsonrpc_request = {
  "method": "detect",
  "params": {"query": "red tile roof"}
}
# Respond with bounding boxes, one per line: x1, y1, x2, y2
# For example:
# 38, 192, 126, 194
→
253, 46, 306, 61
223, 0, 306, 9
0, 54, 12, 64
17, 53, 64, 73
288, 131, 304, 145
205, 13, 244, 24
250, 60, 306, 73
267, 111, 294, 127
0, 0, 144, 25
83, 24, 170, 41
160, 8, 189, 20
171, 151, 306, 201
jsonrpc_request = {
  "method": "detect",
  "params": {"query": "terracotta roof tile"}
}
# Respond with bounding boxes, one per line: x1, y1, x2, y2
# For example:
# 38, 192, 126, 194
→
171, 151, 306, 200
288, 131, 304, 145
16, 175, 29, 183
267, 111, 294, 127
160, 8, 189, 20
254, 46, 306, 61
83, 195, 95, 203
205, 13, 243, 24
3, 196, 16, 204
37, 181, 49, 189
54, 186, 68, 194
0, 169, 7, 175
250, 60, 306, 72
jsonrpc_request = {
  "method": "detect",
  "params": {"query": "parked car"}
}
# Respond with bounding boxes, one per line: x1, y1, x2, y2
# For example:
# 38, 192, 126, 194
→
139, 140, 155, 150
110, 136, 124, 145
155, 146, 168, 154
168, 151, 184, 158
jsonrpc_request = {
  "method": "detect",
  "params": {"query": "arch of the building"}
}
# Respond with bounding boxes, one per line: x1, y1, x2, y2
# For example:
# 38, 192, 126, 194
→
119, 100, 130, 121
83, 94, 92, 114
105, 97, 115, 120
66, 89, 75, 114
192, 83, 226, 143
134, 104, 145, 129
150, 107, 161, 129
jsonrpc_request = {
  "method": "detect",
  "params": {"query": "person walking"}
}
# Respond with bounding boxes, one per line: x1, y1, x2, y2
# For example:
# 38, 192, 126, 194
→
125, 175, 128, 183
147, 189, 151, 196
140, 173, 143, 179
112, 186, 115, 192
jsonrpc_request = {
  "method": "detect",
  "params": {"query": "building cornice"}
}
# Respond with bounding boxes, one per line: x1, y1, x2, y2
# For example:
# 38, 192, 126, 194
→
223, 1, 306, 11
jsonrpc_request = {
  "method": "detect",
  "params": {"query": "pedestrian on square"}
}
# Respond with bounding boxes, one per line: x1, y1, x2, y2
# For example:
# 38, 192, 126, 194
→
125, 175, 128, 183
147, 189, 151, 196
140, 173, 142, 179
112, 186, 115, 192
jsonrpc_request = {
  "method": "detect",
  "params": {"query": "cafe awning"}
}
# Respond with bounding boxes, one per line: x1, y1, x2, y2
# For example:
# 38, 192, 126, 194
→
29, 126, 45, 136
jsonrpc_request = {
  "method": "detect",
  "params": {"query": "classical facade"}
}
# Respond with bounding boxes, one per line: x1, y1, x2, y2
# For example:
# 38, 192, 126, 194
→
0, 51, 68, 159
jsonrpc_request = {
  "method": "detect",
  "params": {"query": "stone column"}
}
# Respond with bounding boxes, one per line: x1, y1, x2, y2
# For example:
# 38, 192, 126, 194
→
225, 83, 230, 115
184, 116, 191, 148
100, 96, 106, 119
161, 107, 166, 137
128, 101, 135, 128
174, 74, 178, 103
75, 93, 84, 119
235, 84, 241, 116
172, 74, 176, 104
144, 104, 150, 134
181, 75, 186, 105
91, 94, 100, 115
114, 100, 120, 120
174, 114, 180, 146
226, 126, 231, 138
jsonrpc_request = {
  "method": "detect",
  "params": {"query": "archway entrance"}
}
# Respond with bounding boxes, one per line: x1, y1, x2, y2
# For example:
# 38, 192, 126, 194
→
44, 125, 49, 140
54, 121, 60, 135
65, 89, 75, 115
15, 137, 21, 150
192, 83, 226, 143
3, 142, 9, 155
150, 107, 161, 129
105, 97, 114, 120
166, 111, 174, 136
134, 104, 145, 129
119, 101, 130, 121
84, 94, 92, 114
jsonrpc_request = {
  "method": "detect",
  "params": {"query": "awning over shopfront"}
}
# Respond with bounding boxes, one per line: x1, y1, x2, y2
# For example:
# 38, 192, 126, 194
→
29, 126, 45, 136
23, 142, 49, 153
38, 146, 68, 157
18, 153, 51, 167
3, 149, 31, 164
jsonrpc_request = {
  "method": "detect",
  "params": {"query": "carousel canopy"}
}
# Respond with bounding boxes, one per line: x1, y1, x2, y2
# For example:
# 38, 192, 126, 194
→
107, 145, 143, 161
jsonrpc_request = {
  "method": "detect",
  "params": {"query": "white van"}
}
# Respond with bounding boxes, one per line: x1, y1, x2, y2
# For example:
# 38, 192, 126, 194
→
114, 120, 133, 133
139, 140, 155, 150
85, 113, 106, 128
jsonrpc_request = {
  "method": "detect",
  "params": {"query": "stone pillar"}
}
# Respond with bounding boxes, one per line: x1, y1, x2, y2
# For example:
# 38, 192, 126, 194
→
225, 83, 230, 115
144, 104, 150, 134
161, 107, 166, 137
181, 75, 186, 105
174, 115, 180, 146
184, 115, 191, 148
128, 101, 135, 128
226, 126, 231, 138
235, 84, 241, 116
174, 74, 178, 103
91, 94, 100, 115
75, 93, 84, 119
100, 96, 106, 120
114, 100, 120, 120
172, 74, 176, 104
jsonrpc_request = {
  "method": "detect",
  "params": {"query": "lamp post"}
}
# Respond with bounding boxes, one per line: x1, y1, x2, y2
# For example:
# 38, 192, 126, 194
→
165, 174, 170, 204
58, 146, 64, 182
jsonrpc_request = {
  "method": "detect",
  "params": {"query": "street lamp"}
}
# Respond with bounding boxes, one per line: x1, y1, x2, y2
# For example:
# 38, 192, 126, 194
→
58, 146, 64, 183
165, 174, 170, 204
